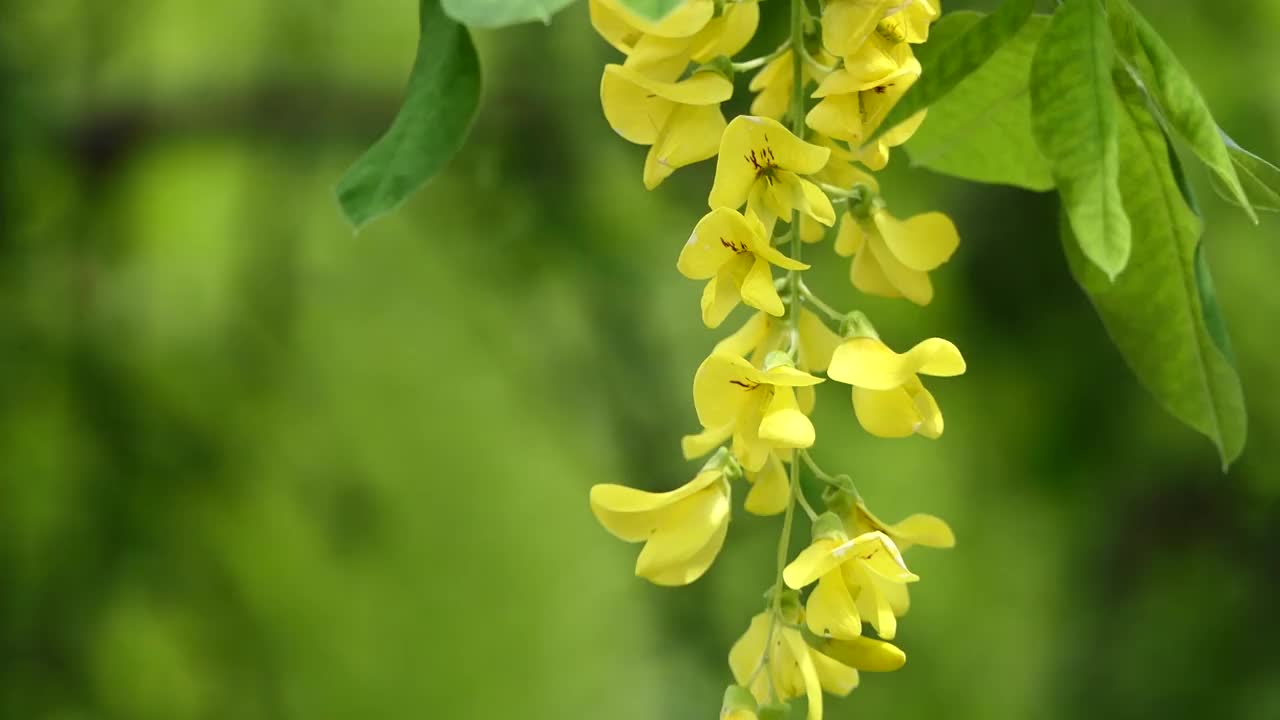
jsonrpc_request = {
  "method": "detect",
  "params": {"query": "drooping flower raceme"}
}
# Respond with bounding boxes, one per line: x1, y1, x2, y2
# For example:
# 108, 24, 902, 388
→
585, 1, 964, 717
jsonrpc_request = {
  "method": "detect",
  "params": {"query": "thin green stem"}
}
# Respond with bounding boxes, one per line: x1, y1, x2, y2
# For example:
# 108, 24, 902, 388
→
800, 449, 862, 497
795, 482, 820, 520
731, 39, 792, 73
759, 0, 811, 702
798, 281, 844, 324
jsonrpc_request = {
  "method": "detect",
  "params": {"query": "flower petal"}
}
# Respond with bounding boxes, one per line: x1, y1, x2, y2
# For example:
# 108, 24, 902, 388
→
820, 636, 907, 672
680, 207, 761, 280
828, 336, 963, 389
874, 210, 960, 272
758, 386, 816, 448
850, 386, 920, 438
907, 377, 945, 438
711, 116, 830, 209
807, 570, 863, 640
782, 631, 825, 720
783, 537, 844, 589
645, 103, 727, 189
821, 0, 898, 56
693, 351, 764, 428
798, 309, 841, 373
745, 452, 790, 516
729, 613, 773, 702
691, 0, 760, 61
590, 471, 722, 542
732, 392, 772, 472
740, 256, 785, 316
635, 484, 729, 584
887, 513, 955, 549
798, 177, 836, 226
850, 244, 902, 298
701, 266, 744, 328
601, 65, 675, 145
867, 233, 933, 305
805, 93, 862, 144
761, 365, 824, 387
834, 212, 865, 258
810, 644, 860, 696
681, 422, 733, 460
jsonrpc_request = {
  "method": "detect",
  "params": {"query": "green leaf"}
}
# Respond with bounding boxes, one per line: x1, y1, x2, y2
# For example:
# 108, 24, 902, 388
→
1107, 0, 1257, 223
336, 0, 481, 231
904, 12, 1054, 191
1211, 131, 1280, 213
869, 0, 1035, 146
441, 0, 579, 28
1063, 72, 1246, 469
1031, 0, 1130, 280
616, 0, 684, 22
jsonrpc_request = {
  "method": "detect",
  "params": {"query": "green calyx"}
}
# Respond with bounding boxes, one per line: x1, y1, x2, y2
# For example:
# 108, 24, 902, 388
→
811, 511, 847, 542
693, 55, 735, 83
762, 350, 796, 372
822, 479, 858, 518
721, 685, 758, 714
840, 310, 879, 339
704, 446, 743, 481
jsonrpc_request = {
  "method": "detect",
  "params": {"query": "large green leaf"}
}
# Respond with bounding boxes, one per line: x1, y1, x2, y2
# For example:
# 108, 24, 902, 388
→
1212, 131, 1280, 213
904, 12, 1053, 191
336, 0, 481, 230
1108, 0, 1256, 223
616, 0, 683, 22
870, 0, 1035, 146
1031, 0, 1130, 280
1063, 74, 1246, 469
442, 0, 579, 28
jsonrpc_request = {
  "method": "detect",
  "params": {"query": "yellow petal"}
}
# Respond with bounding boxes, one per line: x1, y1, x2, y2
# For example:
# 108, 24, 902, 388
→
781, 631, 825, 720
843, 32, 914, 86
854, 139, 892, 171
622, 34, 695, 81
796, 383, 816, 415
783, 537, 844, 588
850, 244, 901, 298
600, 65, 675, 145
798, 309, 841, 373
635, 484, 729, 584
745, 452, 790, 515
716, 311, 770, 357
643, 504, 730, 586
729, 613, 772, 701
828, 336, 965, 390
691, 1, 760, 62
595, 0, 715, 37
701, 266, 743, 328
810, 645, 860, 696
681, 422, 733, 460
761, 365, 824, 387
845, 531, 917, 582
851, 566, 899, 639
749, 54, 793, 120
907, 377, 945, 438
807, 570, 863, 640
732, 391, 772, 472
850, 386, 919, 438
693, 351, 764, 429
821, 0, 898, 57
874, 210, 960, 272
758, 386, 816, 448
821, 636, 907, 672
590, 471, 722, 542
740, 256, 785, 316
805, 94, 862, 144
833, 212, 865, 258
644, 103, 726, 189
866, 231, 933, 305
680, 207, 762, 279
710, 116, 830, 210
589, 0, 640, 54
798, 177, 836, 226
888, 512, 955, 549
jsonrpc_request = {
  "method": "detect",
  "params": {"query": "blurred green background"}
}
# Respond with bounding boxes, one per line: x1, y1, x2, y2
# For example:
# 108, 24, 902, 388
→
3, 1, 1279, 718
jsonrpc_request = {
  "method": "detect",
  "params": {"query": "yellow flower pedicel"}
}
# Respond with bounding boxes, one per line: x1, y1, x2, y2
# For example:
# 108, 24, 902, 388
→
586, 1, 967, 716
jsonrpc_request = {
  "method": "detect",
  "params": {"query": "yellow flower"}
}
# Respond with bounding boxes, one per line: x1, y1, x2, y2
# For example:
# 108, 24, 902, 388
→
819, 0, 902, 57
784, 528, 918, 640
806, 54, 924, 170
817, 634, 907, 672
878, 0, 940, 45
693, 352, 823, 472
591, 0, 760, 80
590, 466, 732, 586
709, 116, 836, 228
826, 334, 965, 438
678, 207, 809, 327
680, 424, 790, 516
851, 497, 955, 550
713, 309, 843, 374
601, 65, 733, 189
748, 48, 838, 121
729, 612, 859, 719
833, 207, 959, 305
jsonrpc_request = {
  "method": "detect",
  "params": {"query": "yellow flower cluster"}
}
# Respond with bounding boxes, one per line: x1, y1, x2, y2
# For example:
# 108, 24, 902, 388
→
587, 2, 965, 717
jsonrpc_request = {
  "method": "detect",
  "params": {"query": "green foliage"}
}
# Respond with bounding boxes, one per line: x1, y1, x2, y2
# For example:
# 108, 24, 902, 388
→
1031, 0, 1130, 281
335, 0, 481, 230
1062, 76, 1246, 468
872, 0, 1035, 147
442, 0, 580, 28
1214, 131, 1280, 212
1108, 0, 1257, 223
904, 11, 1054, 191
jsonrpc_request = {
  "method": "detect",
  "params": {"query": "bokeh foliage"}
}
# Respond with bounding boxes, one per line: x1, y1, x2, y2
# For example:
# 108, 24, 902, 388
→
2, 1, 1280, 719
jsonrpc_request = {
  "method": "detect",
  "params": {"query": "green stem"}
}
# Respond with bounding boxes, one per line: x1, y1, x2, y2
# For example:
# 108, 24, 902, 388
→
731, 39, 792, 73
798, 281, 844, 324
759, 0, 810, 703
